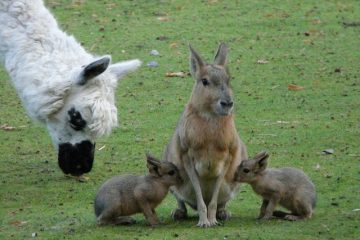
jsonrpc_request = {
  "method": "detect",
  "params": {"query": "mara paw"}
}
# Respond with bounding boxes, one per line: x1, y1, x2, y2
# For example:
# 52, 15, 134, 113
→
216, 209, 231, 221
197, 219, 211, 228
171, 208, 188, 220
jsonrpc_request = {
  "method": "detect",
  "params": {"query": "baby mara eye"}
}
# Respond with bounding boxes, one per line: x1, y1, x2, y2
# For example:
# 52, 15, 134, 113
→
168, 170, 175, 176
243, 168, 250, 173
201, 78, 209, 86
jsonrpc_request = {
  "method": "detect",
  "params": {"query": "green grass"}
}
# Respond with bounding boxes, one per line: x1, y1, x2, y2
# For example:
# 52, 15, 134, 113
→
1, 0, 360, 239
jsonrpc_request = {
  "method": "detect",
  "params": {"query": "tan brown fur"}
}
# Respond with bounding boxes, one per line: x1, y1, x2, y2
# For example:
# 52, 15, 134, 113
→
94, 155, 182, 226
164, 43, 247, 227
234, 151, 316, 221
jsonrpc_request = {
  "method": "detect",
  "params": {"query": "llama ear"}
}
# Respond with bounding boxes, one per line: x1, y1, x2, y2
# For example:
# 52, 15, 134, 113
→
78, 56, 111, 85
108, 59, 142, 80
189, 44, 205, 77
214, 43, 228, 66
146, 154, 162, 177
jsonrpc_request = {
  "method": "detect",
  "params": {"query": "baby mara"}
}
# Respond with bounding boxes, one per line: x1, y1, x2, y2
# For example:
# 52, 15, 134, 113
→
94, 155, 182, 226
234, 151, 316, 221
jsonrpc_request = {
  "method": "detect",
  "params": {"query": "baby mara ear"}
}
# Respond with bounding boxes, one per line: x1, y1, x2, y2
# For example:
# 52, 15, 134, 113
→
146, 154, 162, 177
253, 151, 269, 173
213, 43, 228, 66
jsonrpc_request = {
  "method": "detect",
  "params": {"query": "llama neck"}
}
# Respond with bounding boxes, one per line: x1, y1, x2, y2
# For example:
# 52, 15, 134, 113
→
0, 0, 92, 122
0, 0, 91, 69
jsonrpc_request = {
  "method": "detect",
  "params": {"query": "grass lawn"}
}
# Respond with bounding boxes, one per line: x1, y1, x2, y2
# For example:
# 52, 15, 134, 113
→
1, 0, 359, 239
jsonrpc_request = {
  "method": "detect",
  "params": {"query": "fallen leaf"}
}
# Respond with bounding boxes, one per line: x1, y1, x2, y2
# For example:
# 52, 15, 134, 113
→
0, 124, 16, 131
9, 220, 27, 226
303, 39, 314, 45
322, 149, 334, 155
170, 42, 178, 48
165, 72, 190, 78
312, 19, 321, 25
77, 175, 89, 182
65, 174, 89, 182
156, 36, 168, 41
256, 59, 268, 64
157, 16, 169, 21
276, 120, 290, 124
264, 13, 274, 18
288, 84, 304, 91
343, 21, 360, 27
105, 3, 117, 9
315, 163, 321, 171
71, 0, 85, 6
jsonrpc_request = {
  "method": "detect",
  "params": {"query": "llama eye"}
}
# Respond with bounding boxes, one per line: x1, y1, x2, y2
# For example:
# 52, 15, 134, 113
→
68, 108, 86, 131
168, 170, 175, 176
243, 168, 250, 173
201, 78, 209, 86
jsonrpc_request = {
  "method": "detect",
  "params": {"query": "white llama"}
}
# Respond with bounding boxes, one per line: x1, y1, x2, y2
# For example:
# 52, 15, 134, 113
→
0, 0, 141, 176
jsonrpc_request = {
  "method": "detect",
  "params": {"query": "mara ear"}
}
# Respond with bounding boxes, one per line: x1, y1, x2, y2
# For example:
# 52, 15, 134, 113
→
78, 56, 111, 85
108, 59, 142, 80
189, 44, 205, 77
146, 154, 162, 177
254, 151, 269, 172
213, 43, 228, 66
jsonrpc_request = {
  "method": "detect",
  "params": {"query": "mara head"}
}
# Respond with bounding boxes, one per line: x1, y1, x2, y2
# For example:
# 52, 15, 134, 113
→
188, 43, 234, 117
146, 154, 182, 186
234, 151, 269, 183
46, 56, 141, 176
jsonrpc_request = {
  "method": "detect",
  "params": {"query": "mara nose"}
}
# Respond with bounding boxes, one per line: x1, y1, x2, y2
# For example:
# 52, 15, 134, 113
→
220, 100, 234, 108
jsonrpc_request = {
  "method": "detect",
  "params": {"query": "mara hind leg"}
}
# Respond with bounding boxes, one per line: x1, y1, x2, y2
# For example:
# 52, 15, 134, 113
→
171, 195, 189, 220
97, 208, 130, 225
216, 202, 231, 221
114, 216, 136, 225
272, 210, 291, 219
284, 200, 313, 221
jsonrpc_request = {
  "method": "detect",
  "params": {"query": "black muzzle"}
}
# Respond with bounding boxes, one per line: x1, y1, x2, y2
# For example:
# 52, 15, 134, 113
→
58, 140, 95, 176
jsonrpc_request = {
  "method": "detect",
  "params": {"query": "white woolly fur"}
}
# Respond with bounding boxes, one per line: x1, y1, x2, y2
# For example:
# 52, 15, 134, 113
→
0, 0, 141, 147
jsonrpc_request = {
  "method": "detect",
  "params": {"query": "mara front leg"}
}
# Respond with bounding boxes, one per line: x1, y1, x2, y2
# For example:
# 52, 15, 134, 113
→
260, 196, 280, 220
207, 168, 228, 226
257, 199, 269, 219
183, 155, 210, 227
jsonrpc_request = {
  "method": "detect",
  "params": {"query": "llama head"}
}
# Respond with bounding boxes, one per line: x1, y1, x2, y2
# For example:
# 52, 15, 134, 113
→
46, 56, 141, 176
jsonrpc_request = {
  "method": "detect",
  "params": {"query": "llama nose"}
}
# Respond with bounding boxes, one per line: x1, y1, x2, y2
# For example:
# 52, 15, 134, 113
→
220, 100, 233, 108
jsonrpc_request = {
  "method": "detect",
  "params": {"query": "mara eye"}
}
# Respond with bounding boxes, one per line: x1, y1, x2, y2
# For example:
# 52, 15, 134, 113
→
201, 78, 209, 86
243, 168, 250, 173
168, 170, 175, 176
